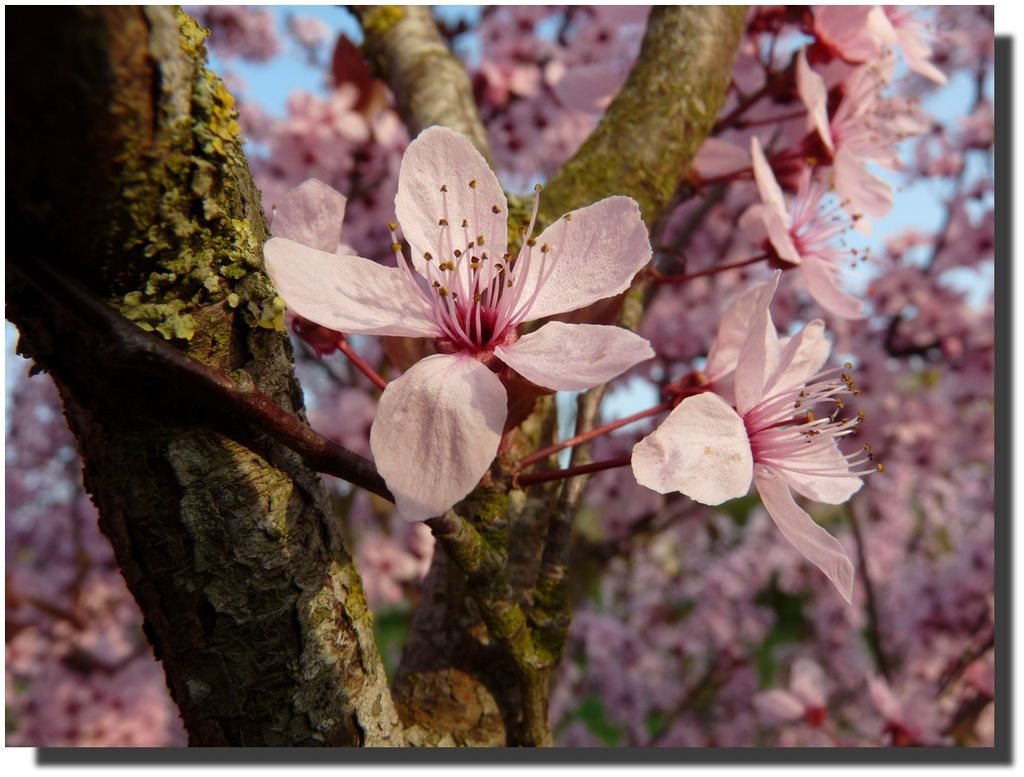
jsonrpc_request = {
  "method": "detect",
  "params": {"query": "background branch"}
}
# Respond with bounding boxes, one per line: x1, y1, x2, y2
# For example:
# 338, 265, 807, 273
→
353, 5, 494, 164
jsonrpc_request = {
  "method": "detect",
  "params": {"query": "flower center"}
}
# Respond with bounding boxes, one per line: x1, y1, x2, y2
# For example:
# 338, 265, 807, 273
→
390, 181, 566, 359
743, 363, 882, 478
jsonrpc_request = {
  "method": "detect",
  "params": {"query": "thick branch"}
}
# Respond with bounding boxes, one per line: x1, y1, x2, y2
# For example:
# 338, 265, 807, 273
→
354, 5, 493, 164
10, 258, 392, 501
539, 6, 747, 228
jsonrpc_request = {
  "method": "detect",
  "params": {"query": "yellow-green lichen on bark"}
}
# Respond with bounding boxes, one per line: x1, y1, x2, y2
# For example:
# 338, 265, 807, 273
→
361, 5, 405, 38
109, 8, 282, 344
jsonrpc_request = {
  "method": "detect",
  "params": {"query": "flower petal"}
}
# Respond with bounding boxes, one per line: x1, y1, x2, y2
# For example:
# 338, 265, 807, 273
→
395, 126, 508, 280
790, 658, 827, 709
833, 147, 893, 220
495, 322, 654, 392
754, 465, 855, 603
693, 137, 751, 180
782, 441, 863, 505
264, 237, 438, 337
370, 354, 507, 522
796, 48, 834, 154
753, 690, 806, 724
631, 392, 752, 506
733, 271, 782, 414
706, 280, 776, 382
800, 254, 865, 319
764, 207, 802, 265
515, 196, 651, 322
750, 137, 789, 219
764, 319, 832, 397
270, 179, 348, 253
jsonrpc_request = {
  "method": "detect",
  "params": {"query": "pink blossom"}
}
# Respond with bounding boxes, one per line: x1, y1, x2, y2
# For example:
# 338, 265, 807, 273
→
632, 272, 872, 602
797, 49, 918, 222
265, 127, 654, 520
753, 657, 829, 726
745, 137, 864, 319
197, 6, 281, 63
286, 14, 330, 59
813, 6, 892, 64
875, 6, 948, 85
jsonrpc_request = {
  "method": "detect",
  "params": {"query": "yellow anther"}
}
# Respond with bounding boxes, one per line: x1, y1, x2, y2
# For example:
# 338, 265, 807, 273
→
564, 213, 573, 221
845, 361, 854, 369
534, 183, 542, 192
477, 235, 485, 245
391, 242, 402, 252
527, 237, 537, 247
876, 463, 885, 473
423, 251, 433, 261
388, 221, 398, 231
438, 287, 449, 297
541, 244, 550, 253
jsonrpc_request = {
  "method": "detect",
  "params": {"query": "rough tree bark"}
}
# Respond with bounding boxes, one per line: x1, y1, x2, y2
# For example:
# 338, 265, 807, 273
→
6, 5, 745, 747
6, 7, 401, 746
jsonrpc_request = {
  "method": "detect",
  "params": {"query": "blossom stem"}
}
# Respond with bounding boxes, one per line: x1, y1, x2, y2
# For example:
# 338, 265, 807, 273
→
337, 335, 388, 391
652, 253, 769, 284
516, 454, 633, 488
516, 402, 672, 470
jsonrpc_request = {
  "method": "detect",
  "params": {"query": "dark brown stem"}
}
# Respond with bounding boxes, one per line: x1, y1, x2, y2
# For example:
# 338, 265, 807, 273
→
653, 253, 770, 284
9, 259, 393, 503
338, 335, 388, 391
516, 402, 671, 470
516, 455, 633, 488
848, 503, 892, 683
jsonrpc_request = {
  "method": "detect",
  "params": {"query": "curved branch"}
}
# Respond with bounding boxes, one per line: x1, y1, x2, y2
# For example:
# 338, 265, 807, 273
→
539, 6, 747, 228
353, 5, 494, 164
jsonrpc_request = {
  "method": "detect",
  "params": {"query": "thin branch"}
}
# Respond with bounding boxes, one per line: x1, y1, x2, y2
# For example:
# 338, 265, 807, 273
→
337, 335, 388, 391
353, 5, 494, 164
9, 258, 393, 502
652, 253, 770, 284
515, 401, 670, 470
517, 455, 633, 489
848, 503, 892, 682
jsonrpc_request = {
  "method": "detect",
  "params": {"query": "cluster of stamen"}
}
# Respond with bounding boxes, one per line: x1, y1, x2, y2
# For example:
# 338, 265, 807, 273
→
744, 362, 883, 479
390, 182, 566, 356
787, 176, 867, 276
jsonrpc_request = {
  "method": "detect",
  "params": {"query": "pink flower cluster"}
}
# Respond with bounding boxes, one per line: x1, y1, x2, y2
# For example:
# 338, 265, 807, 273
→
6, 5, 994, 749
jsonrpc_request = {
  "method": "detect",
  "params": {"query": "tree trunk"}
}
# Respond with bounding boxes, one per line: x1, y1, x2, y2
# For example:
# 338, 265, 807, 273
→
6, 6, 400, 746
